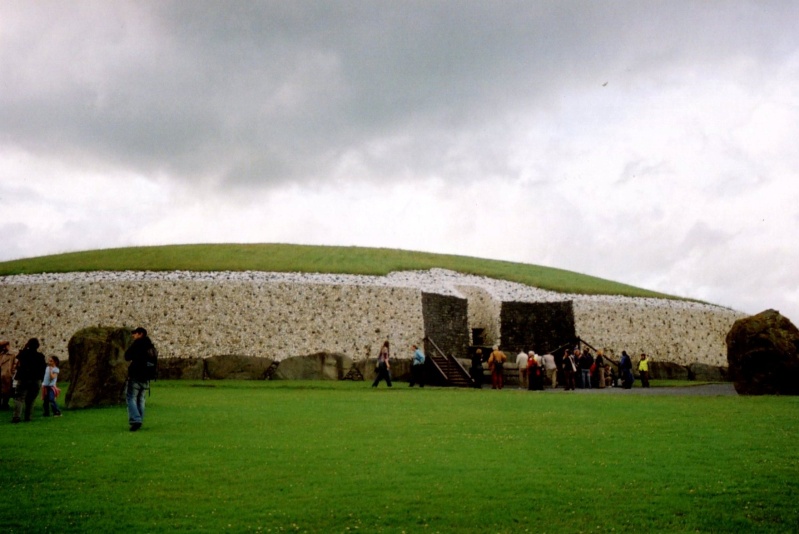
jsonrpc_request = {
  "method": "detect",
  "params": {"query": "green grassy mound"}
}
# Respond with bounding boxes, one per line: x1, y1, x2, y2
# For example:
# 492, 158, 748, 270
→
0, 243, 681, 300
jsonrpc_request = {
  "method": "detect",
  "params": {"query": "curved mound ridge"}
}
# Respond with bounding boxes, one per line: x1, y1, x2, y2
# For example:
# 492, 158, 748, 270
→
0, 243, 679, 300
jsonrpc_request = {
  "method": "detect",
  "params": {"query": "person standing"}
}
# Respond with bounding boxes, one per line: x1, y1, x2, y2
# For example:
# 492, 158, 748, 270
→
488, 346, 506, 390
0, 340, 15, 410
638, 353, 651, 388
42, 356, 62, 417
542, 353, 557, 389
619, 351, 634, 389
594, 350, 607, 389
515, 350, 529, 389
125, 327, 156, 431
11, 338, 47, 423
408, 344, 426, 387
527, 354, 544, 390
579, 349, 594, 389
371, 340, 393, 388
470, 349, 483, 388
562, 349, 577, 391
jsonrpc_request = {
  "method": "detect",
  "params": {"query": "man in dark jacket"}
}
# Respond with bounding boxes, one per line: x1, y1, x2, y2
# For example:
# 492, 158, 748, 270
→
12, 338, 47, 423
125, 327, 156, 432
619, 351, 634, 389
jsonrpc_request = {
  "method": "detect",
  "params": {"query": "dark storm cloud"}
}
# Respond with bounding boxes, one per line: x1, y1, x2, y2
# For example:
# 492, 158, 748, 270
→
2, 1, 798, 189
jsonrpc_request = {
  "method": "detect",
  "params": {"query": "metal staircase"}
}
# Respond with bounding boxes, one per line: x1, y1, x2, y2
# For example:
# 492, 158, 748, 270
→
427, 337, 474, 388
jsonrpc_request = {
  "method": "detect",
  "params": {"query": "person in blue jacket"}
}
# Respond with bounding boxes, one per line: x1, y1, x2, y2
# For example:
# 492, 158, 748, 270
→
409, 344, 426, 387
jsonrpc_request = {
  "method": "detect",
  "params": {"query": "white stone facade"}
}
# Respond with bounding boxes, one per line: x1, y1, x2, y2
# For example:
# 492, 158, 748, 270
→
0, 269, 744, 366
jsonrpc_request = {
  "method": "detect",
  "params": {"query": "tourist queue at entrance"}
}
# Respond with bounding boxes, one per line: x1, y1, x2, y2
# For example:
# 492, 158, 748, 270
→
467, 345, 651, 391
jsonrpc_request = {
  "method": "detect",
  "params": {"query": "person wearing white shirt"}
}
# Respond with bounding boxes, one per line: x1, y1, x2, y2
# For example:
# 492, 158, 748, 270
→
542, 353, 557, 388
515, 351, 529, 389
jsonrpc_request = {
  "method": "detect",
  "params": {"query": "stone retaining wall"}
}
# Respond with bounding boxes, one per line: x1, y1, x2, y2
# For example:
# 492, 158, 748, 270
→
0, 270, 745, 369
0, 280, 425, 362
572, 297, 740, 367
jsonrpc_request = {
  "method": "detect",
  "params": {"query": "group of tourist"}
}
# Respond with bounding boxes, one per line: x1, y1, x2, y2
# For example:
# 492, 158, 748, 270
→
1, 338, 62, 423
467, 345, 652, 391
373, 340, 653, 391
2, 326, 159, 431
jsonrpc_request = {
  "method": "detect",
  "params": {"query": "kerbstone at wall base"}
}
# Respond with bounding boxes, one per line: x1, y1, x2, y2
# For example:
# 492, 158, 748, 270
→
688, 363, 729, 382
648, 361, 689, 380
158, 357, 205, 380
204, 355, 274, 380
273, 353, 352, 380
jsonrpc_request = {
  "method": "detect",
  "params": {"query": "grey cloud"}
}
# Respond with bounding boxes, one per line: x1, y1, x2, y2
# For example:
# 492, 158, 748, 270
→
3, 1, 799, 191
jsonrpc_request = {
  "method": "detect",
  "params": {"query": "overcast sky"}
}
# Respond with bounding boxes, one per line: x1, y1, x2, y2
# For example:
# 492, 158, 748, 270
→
2, 1, 798, 323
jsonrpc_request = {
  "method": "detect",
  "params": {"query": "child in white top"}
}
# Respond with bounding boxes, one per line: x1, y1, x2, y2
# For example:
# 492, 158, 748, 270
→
42, 356, 62, 417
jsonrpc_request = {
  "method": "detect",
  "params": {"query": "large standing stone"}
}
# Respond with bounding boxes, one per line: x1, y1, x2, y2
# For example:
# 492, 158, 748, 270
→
66, 327, 131, 409
726, 309, 799, 395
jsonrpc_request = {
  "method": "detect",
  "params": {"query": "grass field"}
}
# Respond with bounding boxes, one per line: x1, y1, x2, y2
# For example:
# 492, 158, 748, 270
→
2, 381, 797, 533
0, 243, 682, 300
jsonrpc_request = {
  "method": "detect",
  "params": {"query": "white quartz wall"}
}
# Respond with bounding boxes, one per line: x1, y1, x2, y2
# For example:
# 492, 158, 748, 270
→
572, 296, 743, 366
0, 270, 745, 367
0, 280, 425, 362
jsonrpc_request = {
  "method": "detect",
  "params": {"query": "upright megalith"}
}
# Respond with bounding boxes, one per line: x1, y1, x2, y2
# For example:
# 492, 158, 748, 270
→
66, 327, 131, 409
726, 309, 799, 395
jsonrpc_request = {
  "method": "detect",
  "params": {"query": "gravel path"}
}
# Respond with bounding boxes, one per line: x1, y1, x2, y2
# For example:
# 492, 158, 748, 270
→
496, 383, 738, 395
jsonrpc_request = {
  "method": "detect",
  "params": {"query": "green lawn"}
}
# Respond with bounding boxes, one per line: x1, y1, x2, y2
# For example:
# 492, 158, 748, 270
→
0, 243, 682, 300
2, 381, 797, 533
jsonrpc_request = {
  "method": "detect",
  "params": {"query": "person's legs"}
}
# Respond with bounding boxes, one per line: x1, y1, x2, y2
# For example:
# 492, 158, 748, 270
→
50, 387, 61, 415
127, 380, 147, 428
372, 364, 385, 387
45, 387, 61, 416
23, 382, 39, 421
12, 386, 24, 422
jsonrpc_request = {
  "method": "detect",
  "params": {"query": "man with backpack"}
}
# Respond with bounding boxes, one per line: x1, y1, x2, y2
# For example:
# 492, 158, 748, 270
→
124, 327, 158, 432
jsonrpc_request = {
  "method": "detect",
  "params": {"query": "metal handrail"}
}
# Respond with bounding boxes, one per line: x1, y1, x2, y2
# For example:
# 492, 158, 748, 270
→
426, 336, 474, 386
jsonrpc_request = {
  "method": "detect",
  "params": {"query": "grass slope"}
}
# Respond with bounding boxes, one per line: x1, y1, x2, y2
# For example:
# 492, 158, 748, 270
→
0, 243, 679, 300
2, 381, 797, 532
